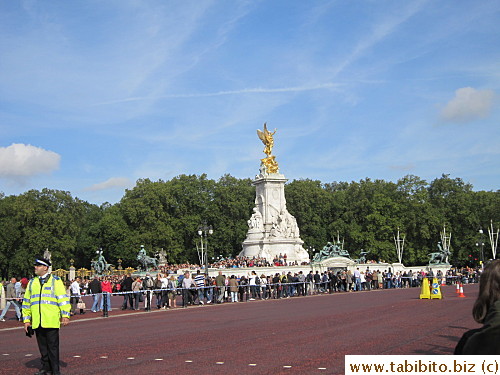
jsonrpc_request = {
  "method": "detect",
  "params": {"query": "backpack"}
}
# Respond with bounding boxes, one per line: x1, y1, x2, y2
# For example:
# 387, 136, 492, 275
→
144, 277, 154, 289
255, 276, 261, 285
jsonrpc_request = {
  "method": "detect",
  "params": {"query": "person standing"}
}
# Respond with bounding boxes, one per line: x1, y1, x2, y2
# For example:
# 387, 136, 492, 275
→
228, 275, 238, 302
120, 274, 134, 310
89, 276, 102, 313
0, 278, 22, 322
131, 277, 142, 310
22, 257, 70, 375
249, 271, 257, 300
0, 279, 3, 310
100, 277, 112, 312
194, 270, 205, 305
353, 268, 361, 291
154, 274, 163, 309
69, 277, 82, 315
182, 271, 194, 308
215, 271, 225, 304
142, 273, 154, 310
167, 276, 177, 308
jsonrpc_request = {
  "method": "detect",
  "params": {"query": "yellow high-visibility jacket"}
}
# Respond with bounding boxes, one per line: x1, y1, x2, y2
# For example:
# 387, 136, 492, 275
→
22, 274, 71, 328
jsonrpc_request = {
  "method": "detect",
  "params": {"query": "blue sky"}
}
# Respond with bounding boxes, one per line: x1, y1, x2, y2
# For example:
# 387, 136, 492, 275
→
0, 0, 499, 205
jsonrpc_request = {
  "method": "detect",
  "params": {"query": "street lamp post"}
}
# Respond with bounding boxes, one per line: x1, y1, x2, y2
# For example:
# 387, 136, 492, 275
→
198, 223, 213, 276
478, 228, 485, 265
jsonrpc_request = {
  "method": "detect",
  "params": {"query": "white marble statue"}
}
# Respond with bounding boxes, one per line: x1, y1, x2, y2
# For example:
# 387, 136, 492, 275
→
248, 207, 264, 231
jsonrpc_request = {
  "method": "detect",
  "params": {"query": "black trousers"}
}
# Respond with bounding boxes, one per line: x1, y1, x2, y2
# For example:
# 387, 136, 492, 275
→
35, 327, 60, 373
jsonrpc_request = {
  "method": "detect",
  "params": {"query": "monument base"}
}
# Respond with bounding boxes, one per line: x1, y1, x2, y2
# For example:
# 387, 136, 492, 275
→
240, 237, 309, 264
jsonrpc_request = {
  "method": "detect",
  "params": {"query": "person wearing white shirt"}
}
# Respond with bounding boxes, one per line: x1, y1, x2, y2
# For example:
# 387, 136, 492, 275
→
260, 275, 268, 299
70, 278, 82, 315
360, 272, 366, 291
160, 275, 169, 309
249, 271, 258, 300
353, 268, 362, 291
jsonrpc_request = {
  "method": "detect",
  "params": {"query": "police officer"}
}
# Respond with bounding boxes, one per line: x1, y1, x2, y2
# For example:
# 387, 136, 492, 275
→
22, 257, 71, 375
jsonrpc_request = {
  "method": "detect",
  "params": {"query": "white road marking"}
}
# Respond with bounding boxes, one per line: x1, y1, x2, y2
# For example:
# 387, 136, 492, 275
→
2, 354, 9, 356
25, 354, 33, 357
185, 360, 193, 363
100, 356, 108, 359
155, 358, 163, 361
248, 364, 257, 366
216, 362, 224, 365
318, 368, 327, 370
283, 365, 292, 368
127, 357, 135, 360
73, 355, 81, 358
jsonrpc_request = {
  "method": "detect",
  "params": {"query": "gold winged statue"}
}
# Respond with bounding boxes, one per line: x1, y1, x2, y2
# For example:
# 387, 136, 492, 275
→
257, 123, 279, 173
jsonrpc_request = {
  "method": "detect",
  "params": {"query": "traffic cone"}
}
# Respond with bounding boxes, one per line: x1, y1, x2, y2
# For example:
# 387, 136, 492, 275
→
419, 277, 430, 299
458, 284, 466, 298
456, 283, 460, 294
430, 277, 442, 299
441, 277, 446, 286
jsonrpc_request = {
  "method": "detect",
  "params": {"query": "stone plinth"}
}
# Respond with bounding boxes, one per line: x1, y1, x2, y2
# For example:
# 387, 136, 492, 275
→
239, 172, 309, 264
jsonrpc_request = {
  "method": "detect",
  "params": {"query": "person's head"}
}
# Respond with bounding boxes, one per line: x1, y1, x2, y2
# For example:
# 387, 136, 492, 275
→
10, 277, 16, 283
473, 260, 500, 323
34, 258, 51, 277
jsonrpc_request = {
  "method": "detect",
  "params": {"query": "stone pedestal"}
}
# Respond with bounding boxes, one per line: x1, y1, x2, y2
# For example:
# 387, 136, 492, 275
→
239, 172, 309, 264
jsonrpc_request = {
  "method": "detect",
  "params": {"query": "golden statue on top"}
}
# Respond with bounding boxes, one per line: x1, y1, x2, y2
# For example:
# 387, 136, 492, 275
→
257, 123, 279, 174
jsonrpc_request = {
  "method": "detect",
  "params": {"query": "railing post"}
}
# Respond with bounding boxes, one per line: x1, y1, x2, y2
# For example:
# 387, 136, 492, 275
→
103, 292, 108, 318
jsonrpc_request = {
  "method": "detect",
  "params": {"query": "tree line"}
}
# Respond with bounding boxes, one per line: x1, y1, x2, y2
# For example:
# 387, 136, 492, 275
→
0, 173, 498, 278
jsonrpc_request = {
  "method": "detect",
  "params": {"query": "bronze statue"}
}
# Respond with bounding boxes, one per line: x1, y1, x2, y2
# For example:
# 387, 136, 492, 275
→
257, 123, 279, 174
428, 242, 451, 265
137, 245, 158, 271
91, 248, 111, 275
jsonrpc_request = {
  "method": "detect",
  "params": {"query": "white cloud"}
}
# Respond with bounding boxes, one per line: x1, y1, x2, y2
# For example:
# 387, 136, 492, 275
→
441, 87, 495, 123
85, 177, 132, 192
0, 143, 60, 178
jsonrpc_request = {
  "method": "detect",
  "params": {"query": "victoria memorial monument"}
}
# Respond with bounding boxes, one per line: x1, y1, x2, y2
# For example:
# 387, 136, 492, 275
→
239, 124, 310, 264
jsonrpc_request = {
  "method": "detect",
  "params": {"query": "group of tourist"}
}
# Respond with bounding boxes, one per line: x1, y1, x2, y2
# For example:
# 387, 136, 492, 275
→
0, 264, 481, 320
157, 254, 306, 272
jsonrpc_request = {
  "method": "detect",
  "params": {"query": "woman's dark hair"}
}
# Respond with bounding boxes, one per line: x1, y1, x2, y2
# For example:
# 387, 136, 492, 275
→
472, 260, 500, 323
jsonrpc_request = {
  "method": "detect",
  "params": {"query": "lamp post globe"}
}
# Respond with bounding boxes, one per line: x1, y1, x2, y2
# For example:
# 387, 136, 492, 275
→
197, 223, 213, 276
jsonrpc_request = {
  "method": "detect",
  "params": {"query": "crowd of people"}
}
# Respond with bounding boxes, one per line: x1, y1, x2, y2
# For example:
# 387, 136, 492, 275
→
0, 264, 481, 320
155, 254, 308, 274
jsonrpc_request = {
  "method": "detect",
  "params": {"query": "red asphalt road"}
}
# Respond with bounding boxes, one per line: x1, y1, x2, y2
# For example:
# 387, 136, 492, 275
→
0, 284, 479, 375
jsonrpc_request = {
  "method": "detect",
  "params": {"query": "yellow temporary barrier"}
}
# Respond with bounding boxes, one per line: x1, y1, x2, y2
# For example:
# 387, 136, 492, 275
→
419, 277, 430, 299
430, 277, 442, 299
